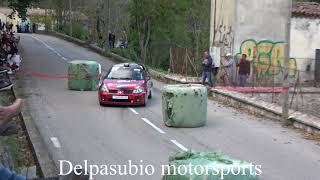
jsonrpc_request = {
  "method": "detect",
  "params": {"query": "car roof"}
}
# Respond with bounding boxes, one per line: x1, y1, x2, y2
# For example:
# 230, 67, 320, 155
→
113, 63, 145, 70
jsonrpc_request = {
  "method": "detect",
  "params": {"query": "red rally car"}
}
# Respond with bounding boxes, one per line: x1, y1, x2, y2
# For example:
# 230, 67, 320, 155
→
98, 63, 153, 106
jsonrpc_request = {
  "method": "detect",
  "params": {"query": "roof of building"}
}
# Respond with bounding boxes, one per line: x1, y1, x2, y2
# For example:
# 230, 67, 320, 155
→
292, 2, 320, 18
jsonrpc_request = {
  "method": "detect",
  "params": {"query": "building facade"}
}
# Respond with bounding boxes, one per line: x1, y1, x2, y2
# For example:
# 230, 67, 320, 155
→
210, 0, 319, 82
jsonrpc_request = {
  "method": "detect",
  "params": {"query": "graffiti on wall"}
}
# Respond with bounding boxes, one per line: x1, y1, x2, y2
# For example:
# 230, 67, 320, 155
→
236, 39, 297, 78
215, 24, 234, 53
211, 0, 235, 55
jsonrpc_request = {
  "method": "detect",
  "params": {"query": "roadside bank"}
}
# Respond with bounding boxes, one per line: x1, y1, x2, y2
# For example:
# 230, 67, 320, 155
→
0, 90, 37, 178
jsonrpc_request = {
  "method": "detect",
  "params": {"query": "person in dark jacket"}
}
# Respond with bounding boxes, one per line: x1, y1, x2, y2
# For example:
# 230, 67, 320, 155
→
237, 54, 251, 87
111, 32, 115, 48
201, 51, 214, 87
108, 31, 113, 49
108, 31, 116, 49
32, 23, 36, 33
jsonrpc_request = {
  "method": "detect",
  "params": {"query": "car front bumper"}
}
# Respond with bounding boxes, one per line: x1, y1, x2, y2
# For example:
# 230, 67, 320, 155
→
99, 91, 146, 105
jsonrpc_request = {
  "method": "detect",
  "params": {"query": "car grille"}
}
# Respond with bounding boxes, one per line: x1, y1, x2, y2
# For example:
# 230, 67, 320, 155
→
124, 90, 133, 94
109, 90, 118, 93
109, 89, 133, 94
109, 99, 131, 103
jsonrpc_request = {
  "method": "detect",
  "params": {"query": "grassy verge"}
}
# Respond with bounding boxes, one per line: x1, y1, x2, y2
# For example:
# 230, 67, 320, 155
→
0, 91, 36, 173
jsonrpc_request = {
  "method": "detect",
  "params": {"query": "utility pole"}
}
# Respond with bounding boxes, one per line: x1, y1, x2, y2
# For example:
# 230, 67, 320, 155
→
282, 0, 292, 126
69, 0, 73, 37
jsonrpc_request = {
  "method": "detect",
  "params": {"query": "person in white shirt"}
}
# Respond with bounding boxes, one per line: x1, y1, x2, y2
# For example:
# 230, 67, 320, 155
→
222, 53, 235, 86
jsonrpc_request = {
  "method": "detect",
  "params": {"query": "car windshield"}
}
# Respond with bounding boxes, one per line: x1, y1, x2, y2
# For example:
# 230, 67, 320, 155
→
106, 67, 144, 80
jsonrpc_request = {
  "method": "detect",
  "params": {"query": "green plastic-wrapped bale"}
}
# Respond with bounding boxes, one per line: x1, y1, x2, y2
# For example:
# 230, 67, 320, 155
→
162, 84, 207, 128
68, 60, 101, 91
164, 151, 259, 180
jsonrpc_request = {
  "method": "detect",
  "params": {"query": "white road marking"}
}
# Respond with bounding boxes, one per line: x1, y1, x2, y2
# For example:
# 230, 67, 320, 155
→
141, 118, 166, 134
30, 35, 69, 61
129, 108, 139, 115
171, 140, 188, 151
50, 137, 61, 148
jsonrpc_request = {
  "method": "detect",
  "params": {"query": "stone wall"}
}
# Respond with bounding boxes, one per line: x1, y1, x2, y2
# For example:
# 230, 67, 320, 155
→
233, 0, 290, 53
291, 17, 320, 81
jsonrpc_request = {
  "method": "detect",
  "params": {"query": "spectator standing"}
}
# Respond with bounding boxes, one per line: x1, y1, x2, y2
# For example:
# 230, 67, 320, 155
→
111, 32, 115, 49
5, 23, 9, 31
32, 23, 36, 33
222, 53, 235, 86
16, 24, 20, 33
201, 51, 214, 87
9, 23, 13, 32
25, 23, 30, 33
120, 30, 127, 48
108, 31, 113, 49
108, 31, 116, 49
237, 54, 251, 87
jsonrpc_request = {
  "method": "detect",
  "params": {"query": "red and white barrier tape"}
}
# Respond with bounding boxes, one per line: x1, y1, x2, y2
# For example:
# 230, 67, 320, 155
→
14, 69, 288, 92
16, 69, 101, 79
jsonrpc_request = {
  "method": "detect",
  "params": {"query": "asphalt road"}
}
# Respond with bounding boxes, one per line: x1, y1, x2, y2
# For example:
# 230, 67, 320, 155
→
16, 34, 320, 180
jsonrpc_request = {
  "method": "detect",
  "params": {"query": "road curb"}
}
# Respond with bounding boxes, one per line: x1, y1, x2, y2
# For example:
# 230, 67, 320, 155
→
10, 84, 58, 178
39, 31, 320, 134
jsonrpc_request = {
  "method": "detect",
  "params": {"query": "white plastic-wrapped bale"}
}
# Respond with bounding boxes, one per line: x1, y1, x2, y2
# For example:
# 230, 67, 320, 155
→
162, 84, 207, 128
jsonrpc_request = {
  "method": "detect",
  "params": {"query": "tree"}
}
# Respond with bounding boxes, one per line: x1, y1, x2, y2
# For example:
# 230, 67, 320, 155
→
49, 0, 68, 32
6, 0, 39, 20
128, 0, 210, 70
129, 0, 156, 63
35, 0, 210, 73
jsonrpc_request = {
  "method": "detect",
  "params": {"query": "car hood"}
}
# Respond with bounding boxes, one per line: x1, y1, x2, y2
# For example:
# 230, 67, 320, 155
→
103, 79, 145, 90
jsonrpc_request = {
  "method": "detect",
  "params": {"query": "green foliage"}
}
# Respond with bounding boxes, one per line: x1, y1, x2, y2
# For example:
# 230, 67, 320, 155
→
111, 48, 139, 62
71, 23, 89, 41
128, 0, 210, 71
0, 1, 8, 6
49, 0, 66, 30
6, 0, 39, 20
55, 22, 89, 41
47, 0, 210, 72
29, 14, 53, 31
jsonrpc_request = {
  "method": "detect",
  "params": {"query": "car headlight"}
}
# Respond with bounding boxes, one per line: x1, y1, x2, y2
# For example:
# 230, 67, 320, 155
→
100, 84, 109, 92
133, 86, 145, 93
